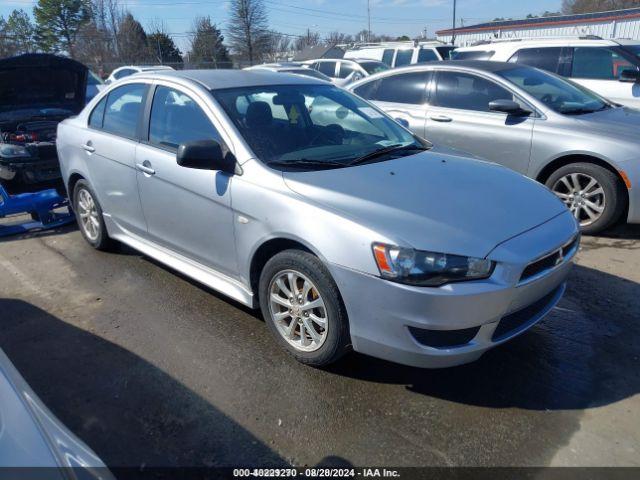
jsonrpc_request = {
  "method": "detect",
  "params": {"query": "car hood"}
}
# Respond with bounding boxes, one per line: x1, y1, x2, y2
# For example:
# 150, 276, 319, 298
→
574, 106, 640, 140
0, 54, 87, 115
283, 150, 567, 258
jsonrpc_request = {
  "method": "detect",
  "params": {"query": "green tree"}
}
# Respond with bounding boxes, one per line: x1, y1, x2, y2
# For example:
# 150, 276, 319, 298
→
189, 16, 230, 67
33, 0, 91, 57
227, 0, 270, 64
116, 12, 149, 63
4, 9, 36, 54
148, 31, 182, 64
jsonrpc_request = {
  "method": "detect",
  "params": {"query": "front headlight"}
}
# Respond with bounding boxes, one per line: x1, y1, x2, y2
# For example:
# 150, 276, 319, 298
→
0, 144, 30, 158
372, 242, 495, 287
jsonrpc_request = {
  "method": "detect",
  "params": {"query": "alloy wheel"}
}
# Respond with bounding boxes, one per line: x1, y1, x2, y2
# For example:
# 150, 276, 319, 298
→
552, 173, 605, 227
77, 188, 100, 241
268, 270, 328, 352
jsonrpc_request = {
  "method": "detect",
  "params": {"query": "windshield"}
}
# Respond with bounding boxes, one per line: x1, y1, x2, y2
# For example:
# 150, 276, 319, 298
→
621, 44, 640, 59
212, 84, 426, 170
360, 61, 389, 75
497, 66, 610, 114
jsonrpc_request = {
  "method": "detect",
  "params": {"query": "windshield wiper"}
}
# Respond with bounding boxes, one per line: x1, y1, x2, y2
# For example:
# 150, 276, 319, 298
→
347, 144, 429, 166
267, 159, 347, 170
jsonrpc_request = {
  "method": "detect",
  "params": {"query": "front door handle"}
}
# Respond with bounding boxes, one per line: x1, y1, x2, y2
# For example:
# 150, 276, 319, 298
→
136, 162, 156, 175
429, 115, 453, 123
82, 143, 95, 153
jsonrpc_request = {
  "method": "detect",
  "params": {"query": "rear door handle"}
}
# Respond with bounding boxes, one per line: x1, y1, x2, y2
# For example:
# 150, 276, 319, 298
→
136, 163, 156, 175
429, 115, 453, 123
82, 143, 95, 153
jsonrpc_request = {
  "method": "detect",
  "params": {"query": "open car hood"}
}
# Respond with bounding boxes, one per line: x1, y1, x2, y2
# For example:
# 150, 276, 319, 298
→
0, 54, 87, 115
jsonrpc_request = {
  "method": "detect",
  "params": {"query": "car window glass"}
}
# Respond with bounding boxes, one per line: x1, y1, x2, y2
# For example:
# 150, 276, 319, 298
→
102, 83, 147, 137
114, 68, 134, 79
510, 47, 562, 73
571, 47, 634, 79
417, 48, 438, 63
149, 86, 221, 150
395, 49, 413, 67
436, 46, 455, 60
317, 62, 336, 76
338, 62, 356, 79
353, 79, 381, 99
89, 95, 107, 128
382, 49, 394, 65
434, 71, 513, 111
371, 72, 429, 104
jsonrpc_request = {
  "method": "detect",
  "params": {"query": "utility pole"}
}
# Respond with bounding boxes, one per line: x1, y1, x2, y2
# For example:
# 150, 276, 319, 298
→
367, 0, 371, 43
451, 0, 457, 45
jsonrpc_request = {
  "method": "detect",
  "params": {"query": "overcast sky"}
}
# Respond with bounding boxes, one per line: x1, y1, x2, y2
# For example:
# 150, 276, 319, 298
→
2, 0, 563, 51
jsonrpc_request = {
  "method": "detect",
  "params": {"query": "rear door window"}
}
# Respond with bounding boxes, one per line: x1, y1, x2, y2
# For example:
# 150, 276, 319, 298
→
509, 47, 562, 74
570, 47, 635, 79
382, 49, 394, 66
417, 48, 438, 63
394, 49, 414, 67
101, 83, 147, 138
369, 72, 430, 104
89, 95, 107, 128
317, 61, 337, 77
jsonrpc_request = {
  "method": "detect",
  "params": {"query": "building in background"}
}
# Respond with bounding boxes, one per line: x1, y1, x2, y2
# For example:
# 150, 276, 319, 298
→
437, 7, 640, 46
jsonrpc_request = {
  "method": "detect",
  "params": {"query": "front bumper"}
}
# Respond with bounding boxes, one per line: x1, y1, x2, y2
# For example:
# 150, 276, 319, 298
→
329, 211, 579, 368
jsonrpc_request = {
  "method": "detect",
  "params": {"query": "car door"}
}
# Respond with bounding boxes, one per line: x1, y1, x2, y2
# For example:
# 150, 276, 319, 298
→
316, 61, 338, 83
566, 46, 640, 108
425, 70, 534, 174
134, 83, 237, 276
353, 71, 431, 138
82, 82, 148, 236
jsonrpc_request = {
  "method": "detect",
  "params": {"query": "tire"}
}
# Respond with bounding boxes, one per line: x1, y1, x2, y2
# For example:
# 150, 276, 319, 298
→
545, 162, 626, 235
259, 249, 351, 367
73, 180, 115, 250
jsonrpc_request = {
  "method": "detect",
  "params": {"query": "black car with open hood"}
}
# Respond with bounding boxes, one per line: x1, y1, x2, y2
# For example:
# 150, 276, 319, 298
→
0, 54, 88, 187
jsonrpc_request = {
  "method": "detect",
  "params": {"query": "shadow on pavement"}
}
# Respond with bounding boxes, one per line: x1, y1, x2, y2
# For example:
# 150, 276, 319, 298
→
0, 298, 286, 468
328, 264, 640, 411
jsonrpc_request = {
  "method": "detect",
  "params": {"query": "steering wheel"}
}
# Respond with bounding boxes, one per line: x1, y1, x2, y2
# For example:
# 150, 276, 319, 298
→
308, 124, 345, 146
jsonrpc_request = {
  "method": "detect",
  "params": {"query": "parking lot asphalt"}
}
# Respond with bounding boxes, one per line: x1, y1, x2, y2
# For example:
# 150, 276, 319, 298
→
0, 222, 639, 468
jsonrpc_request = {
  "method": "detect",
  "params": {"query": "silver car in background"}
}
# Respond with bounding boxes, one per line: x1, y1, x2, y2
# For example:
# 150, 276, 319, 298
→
57, 70, 578, 368
349, 60, 640, 234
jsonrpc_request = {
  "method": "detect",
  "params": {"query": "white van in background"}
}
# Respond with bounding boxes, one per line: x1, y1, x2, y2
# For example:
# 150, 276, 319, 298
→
344, 41, 455, 68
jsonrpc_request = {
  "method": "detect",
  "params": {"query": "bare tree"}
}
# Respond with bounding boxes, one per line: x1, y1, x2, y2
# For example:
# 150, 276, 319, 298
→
227, 0, 270, 64
294, 29, 320, 51
263, 31, 292, 61
325, 31, 353, 47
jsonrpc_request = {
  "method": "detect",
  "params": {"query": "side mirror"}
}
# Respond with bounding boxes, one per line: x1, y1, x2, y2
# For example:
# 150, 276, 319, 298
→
177, 140, 236, 174
395, 118, 410, 128
349, 72, 363, 82
619, 69, 640, 83
488, 99, 531, 116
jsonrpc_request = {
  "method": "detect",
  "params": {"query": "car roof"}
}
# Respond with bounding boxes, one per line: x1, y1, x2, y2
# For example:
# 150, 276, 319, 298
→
420, 60, 523, 72
144, 69, 325, 89
456, 37, 621, 51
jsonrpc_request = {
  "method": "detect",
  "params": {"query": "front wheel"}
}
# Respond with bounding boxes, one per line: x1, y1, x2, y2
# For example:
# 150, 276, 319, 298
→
259, 249, 350, 367
546, 162, 626, 234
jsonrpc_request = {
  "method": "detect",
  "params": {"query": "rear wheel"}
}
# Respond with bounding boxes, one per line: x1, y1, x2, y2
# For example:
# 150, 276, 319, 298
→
546, 162, 626, 234
73, 180, 114, 250
259, 249, 350, 367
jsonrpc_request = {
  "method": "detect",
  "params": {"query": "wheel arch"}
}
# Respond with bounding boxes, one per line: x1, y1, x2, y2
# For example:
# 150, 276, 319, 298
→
66, 172, 86, 204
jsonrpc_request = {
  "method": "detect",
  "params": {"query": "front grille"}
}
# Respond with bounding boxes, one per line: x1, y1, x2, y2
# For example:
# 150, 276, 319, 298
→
492, 286, 560, 341
519, 235, 578, 284
409, 325, 480, 349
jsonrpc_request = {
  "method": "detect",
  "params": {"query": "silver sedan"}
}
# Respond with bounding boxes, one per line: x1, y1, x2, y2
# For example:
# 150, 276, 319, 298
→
57, 70, 578, 368
348, 60, 640, 234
